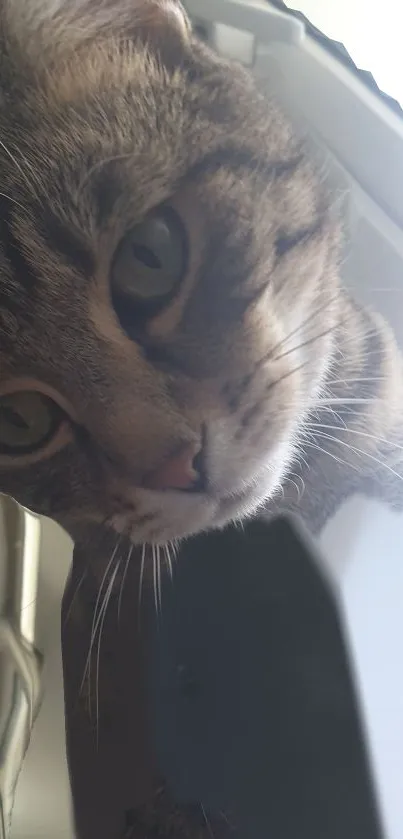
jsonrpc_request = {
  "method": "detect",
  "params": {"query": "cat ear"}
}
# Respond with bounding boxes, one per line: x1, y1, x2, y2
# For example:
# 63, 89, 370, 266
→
62, 0, 192, 51
115, 0, 192, 65
122, 0, 191, 43
2, 0, 191, 67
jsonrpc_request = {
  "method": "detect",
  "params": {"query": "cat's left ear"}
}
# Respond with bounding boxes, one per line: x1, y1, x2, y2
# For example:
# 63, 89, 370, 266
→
127, 0, 191, 43
1, 0, 191, 68
117, 0, 192, 66
78, 0, 192, 54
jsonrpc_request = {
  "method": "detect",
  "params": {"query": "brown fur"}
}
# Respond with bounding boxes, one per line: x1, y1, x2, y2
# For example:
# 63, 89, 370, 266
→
0, 0, 402, 546
1, 2, 403, 837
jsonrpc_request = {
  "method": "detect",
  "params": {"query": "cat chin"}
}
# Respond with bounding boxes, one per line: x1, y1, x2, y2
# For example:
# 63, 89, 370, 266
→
211, 473, 281, 530
107, 466, 282, 546
65, 440, 297, 546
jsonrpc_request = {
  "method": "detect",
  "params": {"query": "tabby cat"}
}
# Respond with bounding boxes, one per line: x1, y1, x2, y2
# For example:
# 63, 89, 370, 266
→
2, 1, 403, 837
1, 0, 402, 548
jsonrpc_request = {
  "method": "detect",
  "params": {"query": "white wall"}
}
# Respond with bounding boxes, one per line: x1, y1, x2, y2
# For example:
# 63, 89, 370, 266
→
290, 0, 403, 106
11, 521, 74, 839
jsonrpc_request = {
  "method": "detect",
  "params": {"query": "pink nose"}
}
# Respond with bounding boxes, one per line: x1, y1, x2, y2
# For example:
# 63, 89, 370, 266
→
144, 443, 202, 491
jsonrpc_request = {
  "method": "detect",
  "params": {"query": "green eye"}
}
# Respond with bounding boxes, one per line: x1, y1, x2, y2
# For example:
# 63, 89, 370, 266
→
111, 206, 187, 324
0, 392, 63, 456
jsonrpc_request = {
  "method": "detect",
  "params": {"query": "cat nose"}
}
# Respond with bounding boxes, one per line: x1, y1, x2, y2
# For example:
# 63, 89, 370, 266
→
144, 442, 205, 492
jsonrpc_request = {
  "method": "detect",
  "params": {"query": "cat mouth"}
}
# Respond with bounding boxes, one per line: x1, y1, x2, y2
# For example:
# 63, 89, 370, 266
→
108, 479, 264, 547
111, 428, 280, 543
147, 424, 271, 526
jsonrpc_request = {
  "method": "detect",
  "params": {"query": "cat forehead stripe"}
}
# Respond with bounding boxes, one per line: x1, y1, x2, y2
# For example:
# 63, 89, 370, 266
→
0, 204, 39, 308
184, 147, 303, 184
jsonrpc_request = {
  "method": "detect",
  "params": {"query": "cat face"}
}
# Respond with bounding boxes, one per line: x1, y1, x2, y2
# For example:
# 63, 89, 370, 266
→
0, 0, 340, 544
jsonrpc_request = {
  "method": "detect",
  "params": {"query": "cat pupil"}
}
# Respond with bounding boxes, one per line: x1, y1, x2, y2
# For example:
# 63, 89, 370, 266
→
0, 404, 29, 430
110, 206, 187, 338
0, 393, 64, 455
132, 243, 161, 271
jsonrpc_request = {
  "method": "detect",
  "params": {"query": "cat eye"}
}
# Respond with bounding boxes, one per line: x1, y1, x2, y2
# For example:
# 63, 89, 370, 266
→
111, 206, 188, 326
0, 392, 63, 456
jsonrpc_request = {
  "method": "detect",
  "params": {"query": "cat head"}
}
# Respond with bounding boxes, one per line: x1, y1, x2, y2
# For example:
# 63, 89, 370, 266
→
0, 0, 340, 545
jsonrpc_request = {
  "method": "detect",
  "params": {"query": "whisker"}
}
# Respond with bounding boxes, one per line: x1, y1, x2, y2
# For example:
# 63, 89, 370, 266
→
293, 449, 310, 471
295, 472, 306, 500
332, 332, 384, 358
156, 544, 162, 615
219, 810, 234, 830
267, 292, 341, 362
267, 359, 309, 392
0, 139, 40, 198
299, 432, 360, 473
152, 544, 158, 619
164, 542, 174, 581
273, 323, 341, 363
18, 597, 38, 613
339, 344, 387, 364
272, 302, 386, 370
92, 538, 120, 629
200, 803, 215, 839
96, 560, 120, 748
80, 537, 120, 701
311, 405, 349, 428
0, 191, 28, 213
256, 295, 384, 385
283, 473, 304, 502
63, 567, 88, 629
309, 429, 403, 483
345, 286, 403, 294
248, 293, 341, 379
306, 422, 403, 453
117, 543, 133, 623
171, 539, 180, 561
316, 397, 376, 406
325, 376, 387, 386
138, 543, 146, 630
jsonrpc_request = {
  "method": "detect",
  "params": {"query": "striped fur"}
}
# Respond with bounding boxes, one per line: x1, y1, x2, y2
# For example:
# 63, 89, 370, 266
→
0, 1, 402, 545
1, 3, 403, 838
